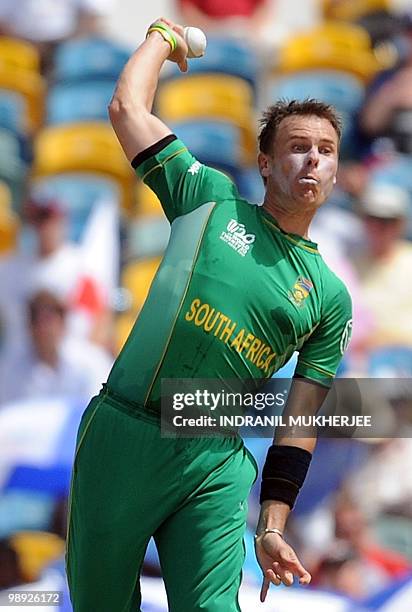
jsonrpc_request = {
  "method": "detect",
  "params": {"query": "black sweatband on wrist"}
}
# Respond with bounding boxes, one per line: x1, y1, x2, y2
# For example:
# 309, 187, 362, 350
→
259, 444, 312, 509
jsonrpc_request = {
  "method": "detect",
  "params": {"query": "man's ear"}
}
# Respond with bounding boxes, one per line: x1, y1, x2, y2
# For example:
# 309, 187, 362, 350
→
258, 152, 271, 180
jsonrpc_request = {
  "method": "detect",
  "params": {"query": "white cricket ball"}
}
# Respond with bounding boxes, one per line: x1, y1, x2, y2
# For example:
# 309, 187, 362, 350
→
183, 26, 207, 58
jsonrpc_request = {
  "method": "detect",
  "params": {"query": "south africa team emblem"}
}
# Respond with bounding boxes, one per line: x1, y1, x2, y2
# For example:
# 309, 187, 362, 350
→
288, 276, 313, 307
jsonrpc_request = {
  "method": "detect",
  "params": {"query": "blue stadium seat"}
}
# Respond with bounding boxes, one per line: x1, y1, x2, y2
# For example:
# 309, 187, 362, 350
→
237, 168, 264, 205
53, 37, 131, 83
165, 36, 260, 93
0, 91, 26, 135
169, 120, 243, 181
47, 81, 114, 124
268, 70, 365, 158
270, 70, 364, 113
32, 174, 120, 242
0, 128, 27, 211
367, 345, 412, 377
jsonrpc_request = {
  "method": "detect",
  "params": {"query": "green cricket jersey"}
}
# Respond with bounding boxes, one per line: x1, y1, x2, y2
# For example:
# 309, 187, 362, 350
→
107, 136, 352, 411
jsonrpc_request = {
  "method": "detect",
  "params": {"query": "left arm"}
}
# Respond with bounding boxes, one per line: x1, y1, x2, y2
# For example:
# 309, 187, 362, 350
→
254, 378, 328, 600
255, 281, 353, 600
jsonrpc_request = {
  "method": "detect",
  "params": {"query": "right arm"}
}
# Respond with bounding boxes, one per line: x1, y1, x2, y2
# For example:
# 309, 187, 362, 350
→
108, 18, 189, 161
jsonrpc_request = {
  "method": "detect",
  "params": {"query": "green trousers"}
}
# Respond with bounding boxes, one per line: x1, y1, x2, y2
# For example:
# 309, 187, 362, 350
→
66, 388, 258, 611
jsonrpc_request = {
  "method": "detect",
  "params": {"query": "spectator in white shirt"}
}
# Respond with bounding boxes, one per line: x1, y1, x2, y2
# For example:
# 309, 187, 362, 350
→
0, 289, 112, 405
0, 195, 83, 357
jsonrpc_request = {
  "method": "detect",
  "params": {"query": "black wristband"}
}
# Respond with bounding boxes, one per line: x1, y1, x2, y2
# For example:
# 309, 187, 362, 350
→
259, 445, 312, 509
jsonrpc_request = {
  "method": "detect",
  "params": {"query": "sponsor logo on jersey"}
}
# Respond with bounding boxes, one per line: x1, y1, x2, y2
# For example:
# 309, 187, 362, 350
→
187, 161, 202, 175
340, 319, 353, 354
220, 219, 256, 257
288, 276, 313, 307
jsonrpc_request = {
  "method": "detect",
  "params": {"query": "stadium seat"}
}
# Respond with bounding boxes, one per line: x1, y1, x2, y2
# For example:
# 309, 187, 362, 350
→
165, 36, 260, 94
32, 123, 135, 213
47, 80, 115, 124
0, 128, 27, 212
269, 70, 364, 115
169, 120, 245, 176
0, 36, 40, 73
0, 67, 45, 132
31, 174, 121, 242
367, 346, 412, 377
157, 77, 256, 165
236, 168, 264, 205
322, 0, 390, 21
121, 257, 162, 312
53, 36, 131, 83
268, 70, 365, 158
277, 22, 383, 82
10, 531, 65, 582
0, 180, 19, 254
0, 91, 26, 134
135, 182, 164, 219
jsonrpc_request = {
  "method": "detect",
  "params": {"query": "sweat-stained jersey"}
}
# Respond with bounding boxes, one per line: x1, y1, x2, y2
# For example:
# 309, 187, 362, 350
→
107, 135, 353, 412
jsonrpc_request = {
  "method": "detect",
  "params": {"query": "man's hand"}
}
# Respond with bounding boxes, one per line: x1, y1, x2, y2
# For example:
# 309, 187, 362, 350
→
149, 18, 189, 72
254, 532, 311, 602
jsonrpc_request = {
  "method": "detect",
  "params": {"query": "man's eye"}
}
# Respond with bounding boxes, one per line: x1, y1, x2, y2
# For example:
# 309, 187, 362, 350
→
292, 144, 305, 152
320, 148, 332, 154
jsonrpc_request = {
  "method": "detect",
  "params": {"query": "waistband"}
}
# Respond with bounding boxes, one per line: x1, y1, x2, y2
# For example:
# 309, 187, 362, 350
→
99, 384, 161, 425
99, 384, 239, 438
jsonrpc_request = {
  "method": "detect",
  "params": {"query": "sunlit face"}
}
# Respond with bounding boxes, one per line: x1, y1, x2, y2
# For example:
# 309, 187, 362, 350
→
259, 115, 339, 210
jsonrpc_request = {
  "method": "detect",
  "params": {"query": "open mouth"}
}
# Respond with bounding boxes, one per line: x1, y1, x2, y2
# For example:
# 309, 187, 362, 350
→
298, 177, 319, 185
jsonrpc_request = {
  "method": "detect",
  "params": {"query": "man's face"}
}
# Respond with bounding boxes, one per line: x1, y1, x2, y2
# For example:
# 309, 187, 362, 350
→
259, 115, 339, 210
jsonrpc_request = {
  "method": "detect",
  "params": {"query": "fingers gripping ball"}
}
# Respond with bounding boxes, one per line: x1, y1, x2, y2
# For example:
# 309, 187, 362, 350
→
183, 26, 207, 58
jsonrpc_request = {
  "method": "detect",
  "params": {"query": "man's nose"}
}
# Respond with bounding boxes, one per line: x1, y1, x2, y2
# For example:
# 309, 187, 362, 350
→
306, 147, 319, 166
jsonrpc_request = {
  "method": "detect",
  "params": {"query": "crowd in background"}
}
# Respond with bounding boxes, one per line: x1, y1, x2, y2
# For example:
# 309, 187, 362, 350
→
1, 0, 412, 610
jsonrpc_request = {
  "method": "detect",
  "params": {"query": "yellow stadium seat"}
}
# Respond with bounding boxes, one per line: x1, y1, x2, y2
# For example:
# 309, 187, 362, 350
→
0, 180, 19, 254
10, 531, 65, 582
121, 257, 162, 312
115, 313, 136, 353
32, 123, 136, 212
277, 22, 383, 82
156, 75, 256, 164
0, 66, 45, 132
322, 0, 390, 21
0, 36, 40, 72
135, 182, 164, 218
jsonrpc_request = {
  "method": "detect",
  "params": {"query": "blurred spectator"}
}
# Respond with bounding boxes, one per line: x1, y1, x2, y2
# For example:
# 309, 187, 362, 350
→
311, 489, 411, 599
334, 490, 411, 579
0, 194, 108, 356
351, 183, 412, 348
346, 437, 412, 517
0, 0, 114, 73
359, 13, 412, 148
0, 289, 112, 405
313, 541, 376, 599
176, 0, 274, 41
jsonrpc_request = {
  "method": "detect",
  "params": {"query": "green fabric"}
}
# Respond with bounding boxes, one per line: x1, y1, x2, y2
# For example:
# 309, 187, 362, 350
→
108, 138, 352, 406
66, 390, 257, 612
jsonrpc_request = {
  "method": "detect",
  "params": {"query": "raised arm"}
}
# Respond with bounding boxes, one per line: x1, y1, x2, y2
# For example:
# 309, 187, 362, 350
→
108, 18, 189, 161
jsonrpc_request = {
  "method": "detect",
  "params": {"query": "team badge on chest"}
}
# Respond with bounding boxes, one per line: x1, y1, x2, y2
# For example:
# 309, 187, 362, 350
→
288, 276, 313, 307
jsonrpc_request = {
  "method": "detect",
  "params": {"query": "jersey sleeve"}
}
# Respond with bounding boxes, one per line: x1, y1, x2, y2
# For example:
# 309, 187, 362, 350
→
132, 135, 238, 223
295, 281, 353, 387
